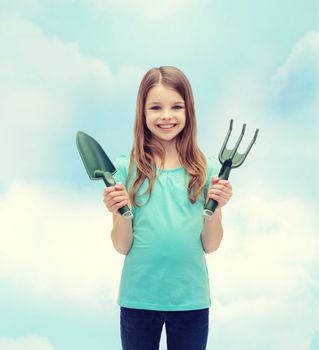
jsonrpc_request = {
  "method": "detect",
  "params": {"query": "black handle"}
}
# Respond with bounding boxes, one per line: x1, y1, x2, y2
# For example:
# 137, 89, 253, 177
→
203, 159, 232, 217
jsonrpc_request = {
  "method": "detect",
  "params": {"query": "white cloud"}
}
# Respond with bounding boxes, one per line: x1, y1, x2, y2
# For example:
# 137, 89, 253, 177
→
209, 297, 317, 350
0, 15, 112, 113
200, 32, 319, 346
204, 190, 318, 349
0, 180, 124, 309
205, 32, 318, 127
0, 178, 317, 349
269, 31, 318, 115
0, 16, 143, 186
210, 192, 317, 299
203, 32, 318, 203
0, 336, 55, 350
273, 31, 318, 82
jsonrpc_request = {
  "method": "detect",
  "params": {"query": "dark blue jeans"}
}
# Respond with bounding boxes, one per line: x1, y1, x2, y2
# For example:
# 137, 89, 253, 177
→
120, 306, 209, 350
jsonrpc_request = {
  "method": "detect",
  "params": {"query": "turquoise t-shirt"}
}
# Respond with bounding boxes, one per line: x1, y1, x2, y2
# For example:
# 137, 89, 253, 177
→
112, 155, 219, 311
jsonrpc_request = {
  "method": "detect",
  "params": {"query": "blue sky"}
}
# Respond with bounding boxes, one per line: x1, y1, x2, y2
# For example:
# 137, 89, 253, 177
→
0, 1, 318, 349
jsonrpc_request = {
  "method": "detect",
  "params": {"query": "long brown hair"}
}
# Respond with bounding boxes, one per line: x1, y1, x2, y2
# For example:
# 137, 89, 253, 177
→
125, 66, 207, 207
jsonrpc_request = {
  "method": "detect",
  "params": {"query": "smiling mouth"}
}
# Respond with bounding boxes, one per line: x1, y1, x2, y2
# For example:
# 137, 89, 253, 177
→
157, 124, 177, 130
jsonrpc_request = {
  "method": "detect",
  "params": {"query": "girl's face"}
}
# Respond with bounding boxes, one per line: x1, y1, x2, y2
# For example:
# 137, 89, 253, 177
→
144, 84, 186, 146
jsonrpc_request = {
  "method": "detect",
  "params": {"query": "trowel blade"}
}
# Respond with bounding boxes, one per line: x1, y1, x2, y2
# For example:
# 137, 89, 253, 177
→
76, 131, 116, 180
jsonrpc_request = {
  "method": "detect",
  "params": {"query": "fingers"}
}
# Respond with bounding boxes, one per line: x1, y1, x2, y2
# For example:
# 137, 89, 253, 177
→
104, 182, 123, 194
218, 179, 231, 185
206, 179, 233, 209
214, 179, 232, 188
209, 188, 228, 200
103, 183, 130, 214
105, 188, 126, 199
209, 183, 232, 194
210, 177, 232, 188
104, 183, 126, 197
209, 178, 232, 192
109, 197, 129, 211
207, 189, 229, 209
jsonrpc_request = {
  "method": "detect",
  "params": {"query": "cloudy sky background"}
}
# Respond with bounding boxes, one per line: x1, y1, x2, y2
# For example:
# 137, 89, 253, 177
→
0, 1, 318, 349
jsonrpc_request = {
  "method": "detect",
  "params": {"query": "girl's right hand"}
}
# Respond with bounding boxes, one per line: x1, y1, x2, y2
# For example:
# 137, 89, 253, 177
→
103, 182, 131, 216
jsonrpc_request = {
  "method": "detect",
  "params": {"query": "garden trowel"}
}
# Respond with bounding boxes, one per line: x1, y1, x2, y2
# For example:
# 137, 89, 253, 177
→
76, 131, 133, 219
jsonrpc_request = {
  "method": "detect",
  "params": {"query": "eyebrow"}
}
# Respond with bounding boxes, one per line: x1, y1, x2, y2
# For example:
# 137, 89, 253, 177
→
147, 101, 185, 105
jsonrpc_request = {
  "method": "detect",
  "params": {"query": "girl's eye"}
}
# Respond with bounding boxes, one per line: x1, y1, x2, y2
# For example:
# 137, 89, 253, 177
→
150, 105, 183, 110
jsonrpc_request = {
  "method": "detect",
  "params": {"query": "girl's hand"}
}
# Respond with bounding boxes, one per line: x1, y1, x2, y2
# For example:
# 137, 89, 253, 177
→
205, 176, 233, 209
103, 182, 131, 216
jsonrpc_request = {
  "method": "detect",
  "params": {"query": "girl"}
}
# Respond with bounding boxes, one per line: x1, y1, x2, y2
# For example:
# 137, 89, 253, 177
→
103, 66, 232, 350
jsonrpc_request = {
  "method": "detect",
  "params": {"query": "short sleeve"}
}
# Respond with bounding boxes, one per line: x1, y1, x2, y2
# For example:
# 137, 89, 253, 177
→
112, 154, 130, 189
205, 155, 220, 191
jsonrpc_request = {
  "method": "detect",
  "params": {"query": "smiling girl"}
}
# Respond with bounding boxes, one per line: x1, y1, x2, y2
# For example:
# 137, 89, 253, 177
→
103, 66, 232, 350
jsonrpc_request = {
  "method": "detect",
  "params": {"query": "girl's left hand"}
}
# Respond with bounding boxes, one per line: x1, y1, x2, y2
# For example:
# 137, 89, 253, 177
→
205, 176, 233, 209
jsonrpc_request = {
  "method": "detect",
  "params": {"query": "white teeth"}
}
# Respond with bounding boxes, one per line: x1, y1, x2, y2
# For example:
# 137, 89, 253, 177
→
158, 124, 176, 129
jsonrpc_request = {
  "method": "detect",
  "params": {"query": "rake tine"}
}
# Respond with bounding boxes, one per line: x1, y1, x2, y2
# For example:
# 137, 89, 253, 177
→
229, 123, 246, 160
232, 128, 259, 168
218, 119, 233, 164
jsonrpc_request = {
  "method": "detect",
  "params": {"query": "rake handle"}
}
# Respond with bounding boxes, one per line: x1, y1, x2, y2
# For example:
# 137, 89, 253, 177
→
202, 160, 232, 219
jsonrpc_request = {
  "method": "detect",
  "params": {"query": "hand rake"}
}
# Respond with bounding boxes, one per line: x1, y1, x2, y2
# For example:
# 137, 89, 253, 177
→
202, 119, 259, 219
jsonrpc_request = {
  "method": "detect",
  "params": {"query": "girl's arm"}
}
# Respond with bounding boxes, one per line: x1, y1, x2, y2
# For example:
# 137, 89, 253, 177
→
201, 208, 223, 253
111, 214, 133, 255
201, 176, 232, 253
103, 182, 133, 255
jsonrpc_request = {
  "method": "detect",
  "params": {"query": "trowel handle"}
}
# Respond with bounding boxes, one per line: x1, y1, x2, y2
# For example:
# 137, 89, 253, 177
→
202, 160, 232, 220
117, 205, 133, 219
95, 170, 133, 220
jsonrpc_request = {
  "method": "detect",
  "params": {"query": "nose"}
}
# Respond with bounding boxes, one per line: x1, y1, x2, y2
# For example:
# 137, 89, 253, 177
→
161, 109, 173, 120
161, 116, 172, 122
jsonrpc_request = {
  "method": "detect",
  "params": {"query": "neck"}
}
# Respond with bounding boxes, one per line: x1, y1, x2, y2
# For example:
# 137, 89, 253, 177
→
152, 139, 181, 168
153, 138, 178, 156
162, 141, 178, 156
